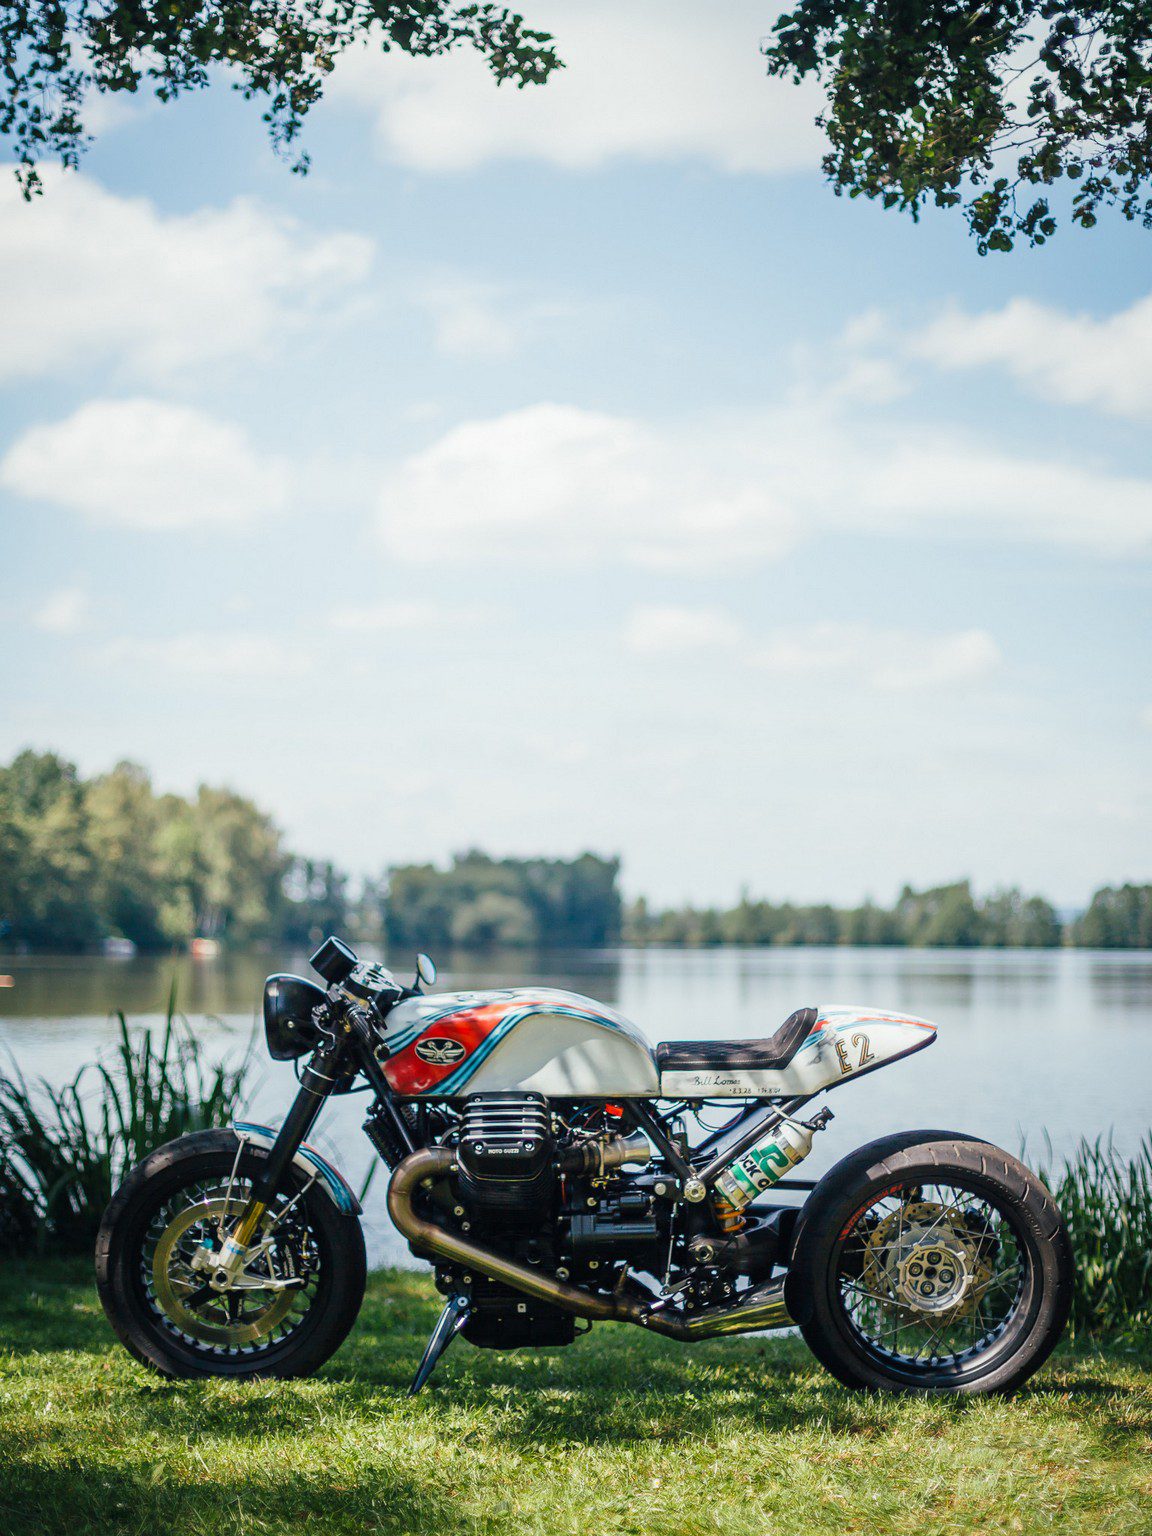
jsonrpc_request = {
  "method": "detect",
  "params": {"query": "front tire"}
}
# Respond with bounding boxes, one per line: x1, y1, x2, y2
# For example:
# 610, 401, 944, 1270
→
96, 1129, 366, 1379
787, 1131, 1073, 1396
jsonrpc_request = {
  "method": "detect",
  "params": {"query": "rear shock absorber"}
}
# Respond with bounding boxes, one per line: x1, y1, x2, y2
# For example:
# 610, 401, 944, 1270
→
712, 1191, 747, 1234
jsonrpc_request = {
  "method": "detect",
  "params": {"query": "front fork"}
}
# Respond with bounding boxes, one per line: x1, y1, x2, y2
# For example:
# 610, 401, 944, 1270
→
209, 1043, 342, 1287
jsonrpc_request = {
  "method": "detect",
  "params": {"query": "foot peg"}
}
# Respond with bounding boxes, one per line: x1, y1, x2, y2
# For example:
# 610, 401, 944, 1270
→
408, 1294, 471, 1395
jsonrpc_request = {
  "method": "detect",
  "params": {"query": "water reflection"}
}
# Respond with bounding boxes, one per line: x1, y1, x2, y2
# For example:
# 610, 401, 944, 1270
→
1087, 960, 1152, 1010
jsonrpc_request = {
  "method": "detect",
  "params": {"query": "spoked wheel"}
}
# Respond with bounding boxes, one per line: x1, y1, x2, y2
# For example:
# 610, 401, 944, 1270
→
97, 1129, 366, 1378
789, 1132, 1073, 1395
837, 1181, 1025, 1371
145, 1183, 322, 1353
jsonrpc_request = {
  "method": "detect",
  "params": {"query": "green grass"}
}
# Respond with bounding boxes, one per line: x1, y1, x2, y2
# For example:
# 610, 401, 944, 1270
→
2, 1263, 1150, 1536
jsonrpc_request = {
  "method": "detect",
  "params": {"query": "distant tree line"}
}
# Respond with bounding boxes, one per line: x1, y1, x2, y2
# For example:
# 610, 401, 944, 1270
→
0, 750, 346, 951
625, 882, 1152, 951
381, 851, 622, 952
0, 751, 619, 954
1, 750, 1149, 951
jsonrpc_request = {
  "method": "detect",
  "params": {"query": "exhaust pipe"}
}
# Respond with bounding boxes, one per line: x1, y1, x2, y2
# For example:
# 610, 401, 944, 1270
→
386, 1147, 793, 1341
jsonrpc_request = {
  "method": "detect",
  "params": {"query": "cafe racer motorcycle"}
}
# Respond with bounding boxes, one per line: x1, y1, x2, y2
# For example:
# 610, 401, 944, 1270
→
97, 938, 1073, 1395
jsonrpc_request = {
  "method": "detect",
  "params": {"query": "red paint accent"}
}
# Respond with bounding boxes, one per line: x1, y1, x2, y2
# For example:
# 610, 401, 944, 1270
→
862, 1013, 936, 1030
838, 1182, 904, 1240
817, 1011, 936, 1033
382, 993, 560, 1096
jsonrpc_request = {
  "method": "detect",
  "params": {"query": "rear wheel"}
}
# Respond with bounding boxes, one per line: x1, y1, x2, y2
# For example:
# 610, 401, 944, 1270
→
96, 1129, 366, 1378
788, 1132, 1073, 1395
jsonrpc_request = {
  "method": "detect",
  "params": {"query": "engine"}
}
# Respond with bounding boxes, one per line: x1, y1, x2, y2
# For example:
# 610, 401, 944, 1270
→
411, 1091, 793, 1351
422, 1093, 663, 1349
456, 1093, 554, 1217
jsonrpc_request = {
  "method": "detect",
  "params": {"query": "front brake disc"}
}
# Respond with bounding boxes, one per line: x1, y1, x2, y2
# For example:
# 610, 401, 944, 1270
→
151, 1196, 299, 1348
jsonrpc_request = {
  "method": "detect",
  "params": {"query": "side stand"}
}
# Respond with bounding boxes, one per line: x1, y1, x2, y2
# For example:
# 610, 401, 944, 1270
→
408, 1294, 471, 1395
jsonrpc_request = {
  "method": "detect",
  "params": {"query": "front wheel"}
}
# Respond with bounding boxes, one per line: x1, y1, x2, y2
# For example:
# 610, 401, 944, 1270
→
788, 1131, 1073, 1395
96, 1129, 366, 1378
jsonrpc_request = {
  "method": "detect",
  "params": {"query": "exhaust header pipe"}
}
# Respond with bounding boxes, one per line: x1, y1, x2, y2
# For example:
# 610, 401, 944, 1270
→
386, 1147, 793, 1341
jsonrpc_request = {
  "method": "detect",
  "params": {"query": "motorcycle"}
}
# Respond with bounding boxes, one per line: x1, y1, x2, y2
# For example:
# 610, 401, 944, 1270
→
96, 936, 1073, 1395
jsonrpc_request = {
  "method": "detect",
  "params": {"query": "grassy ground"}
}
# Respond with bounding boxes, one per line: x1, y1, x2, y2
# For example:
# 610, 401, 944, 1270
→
1, 1262, 1149, 1536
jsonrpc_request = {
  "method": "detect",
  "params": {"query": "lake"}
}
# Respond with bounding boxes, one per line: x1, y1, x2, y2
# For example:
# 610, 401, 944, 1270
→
2, 945, 1149, 1267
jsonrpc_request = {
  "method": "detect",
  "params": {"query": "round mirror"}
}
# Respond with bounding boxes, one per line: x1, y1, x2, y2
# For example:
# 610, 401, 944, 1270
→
416, 952, 437, 987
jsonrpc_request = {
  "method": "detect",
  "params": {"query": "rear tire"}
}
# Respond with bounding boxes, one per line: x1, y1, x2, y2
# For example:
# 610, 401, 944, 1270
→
96, 1129, 366, 1379
787, 1131, 1073, 1396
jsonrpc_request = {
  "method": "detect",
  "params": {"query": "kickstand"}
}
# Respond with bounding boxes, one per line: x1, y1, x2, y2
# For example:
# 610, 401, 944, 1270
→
408, 1293, 471, 1395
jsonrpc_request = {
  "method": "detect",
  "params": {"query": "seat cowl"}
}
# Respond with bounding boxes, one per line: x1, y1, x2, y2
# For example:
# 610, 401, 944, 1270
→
655, 1007, 818, 1074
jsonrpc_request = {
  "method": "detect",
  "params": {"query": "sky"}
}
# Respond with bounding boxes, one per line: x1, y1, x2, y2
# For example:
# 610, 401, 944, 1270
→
1, 0, 1150, 909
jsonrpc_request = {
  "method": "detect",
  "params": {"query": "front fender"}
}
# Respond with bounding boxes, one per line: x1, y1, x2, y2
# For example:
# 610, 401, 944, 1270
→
232, 1120, 362, 1215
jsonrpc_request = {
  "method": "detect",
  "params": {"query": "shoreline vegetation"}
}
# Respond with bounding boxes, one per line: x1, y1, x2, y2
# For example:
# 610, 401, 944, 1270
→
2, 749, 1150, 955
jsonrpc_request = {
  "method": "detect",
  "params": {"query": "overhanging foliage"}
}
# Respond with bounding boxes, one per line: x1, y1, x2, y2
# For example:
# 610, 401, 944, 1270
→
1, 1, 561, 196
764, 1, 1152, 250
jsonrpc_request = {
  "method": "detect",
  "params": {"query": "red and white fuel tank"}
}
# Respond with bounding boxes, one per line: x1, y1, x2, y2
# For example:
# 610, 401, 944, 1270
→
380, 988, 660, 1098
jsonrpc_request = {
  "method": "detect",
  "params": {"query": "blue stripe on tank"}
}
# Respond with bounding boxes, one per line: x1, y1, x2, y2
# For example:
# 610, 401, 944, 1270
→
435, 1008, 533, 1095
434, 1002, 618, 1097
382, 1000, 465, 1055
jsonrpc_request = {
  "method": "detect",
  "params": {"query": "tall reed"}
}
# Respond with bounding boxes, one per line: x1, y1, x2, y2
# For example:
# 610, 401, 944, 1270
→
1037, 1133, 1152, 1341
0, 989, 249, 1252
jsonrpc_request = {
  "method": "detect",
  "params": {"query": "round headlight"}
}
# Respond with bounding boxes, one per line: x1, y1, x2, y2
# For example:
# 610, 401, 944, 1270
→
263, 974, 326, 1061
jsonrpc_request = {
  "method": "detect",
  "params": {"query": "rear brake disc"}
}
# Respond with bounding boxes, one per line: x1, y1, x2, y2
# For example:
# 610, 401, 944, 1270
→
861, 1199, 993, 1323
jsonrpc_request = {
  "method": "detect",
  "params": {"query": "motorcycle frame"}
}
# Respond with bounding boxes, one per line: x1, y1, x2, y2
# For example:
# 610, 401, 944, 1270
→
227, 1011, 816, 1335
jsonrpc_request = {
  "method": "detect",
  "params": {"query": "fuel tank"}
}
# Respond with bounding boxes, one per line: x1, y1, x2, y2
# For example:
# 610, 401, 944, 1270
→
379, 988, 660, 1099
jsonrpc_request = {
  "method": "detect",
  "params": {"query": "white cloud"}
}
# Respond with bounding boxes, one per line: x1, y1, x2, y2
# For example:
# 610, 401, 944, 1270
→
627, 608, 1002, 691
333, 1, 823, 175
33, 587, 89, 635
83, 91, 152, 136
776, 307, 1152, 552
98, 632, 304, 679
381, 391, 1152, 573
776, 310, 1152, 552
0, 398, 288, 529
911, 293, 1152, 421
625, 605, 742, 657
378, 402, 795, 570
758, 623, 1001, 691
843, 437, 1152, 556
0, 170, 374, 383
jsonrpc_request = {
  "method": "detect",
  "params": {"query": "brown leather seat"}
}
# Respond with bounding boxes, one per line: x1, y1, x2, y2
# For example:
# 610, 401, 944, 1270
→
656, 1007, 818, 1072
